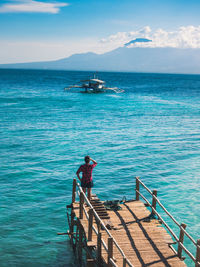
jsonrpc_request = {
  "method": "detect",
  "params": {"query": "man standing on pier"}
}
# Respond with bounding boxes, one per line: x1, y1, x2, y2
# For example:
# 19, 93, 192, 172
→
76, 156, 97, 201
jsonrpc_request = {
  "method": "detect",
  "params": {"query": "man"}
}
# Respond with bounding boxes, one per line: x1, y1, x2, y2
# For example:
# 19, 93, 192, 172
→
76, 156, 97, 201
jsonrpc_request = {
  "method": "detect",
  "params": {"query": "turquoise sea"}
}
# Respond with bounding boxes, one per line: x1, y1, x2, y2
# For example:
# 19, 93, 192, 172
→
0, 69, 200, 266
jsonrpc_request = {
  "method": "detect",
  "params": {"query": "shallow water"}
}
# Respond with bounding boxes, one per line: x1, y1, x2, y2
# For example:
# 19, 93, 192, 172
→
0, 69, 200, 266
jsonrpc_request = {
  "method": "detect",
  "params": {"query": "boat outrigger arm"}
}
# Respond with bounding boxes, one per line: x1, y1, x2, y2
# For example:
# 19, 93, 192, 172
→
64, 77, 124, 93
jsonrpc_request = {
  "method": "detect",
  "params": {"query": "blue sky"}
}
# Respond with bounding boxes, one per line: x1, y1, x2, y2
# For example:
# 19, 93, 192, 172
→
1, 0, 200, 63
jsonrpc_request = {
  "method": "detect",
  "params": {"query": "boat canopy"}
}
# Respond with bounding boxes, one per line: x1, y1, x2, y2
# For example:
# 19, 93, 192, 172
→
81, 79, 105, 84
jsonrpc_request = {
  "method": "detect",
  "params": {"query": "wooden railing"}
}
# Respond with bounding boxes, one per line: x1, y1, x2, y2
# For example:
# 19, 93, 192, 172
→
72, 178, 133, 267
135, 177, 200, 267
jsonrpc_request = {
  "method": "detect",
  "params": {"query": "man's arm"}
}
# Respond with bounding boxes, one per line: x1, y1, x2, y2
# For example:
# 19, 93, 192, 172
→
90, 157, 97, 165
76, 166, 82, 181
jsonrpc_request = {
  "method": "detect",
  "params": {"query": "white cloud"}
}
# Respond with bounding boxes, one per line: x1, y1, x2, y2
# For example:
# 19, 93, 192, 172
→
0, 0, 68, 14
100, 26, 200, 49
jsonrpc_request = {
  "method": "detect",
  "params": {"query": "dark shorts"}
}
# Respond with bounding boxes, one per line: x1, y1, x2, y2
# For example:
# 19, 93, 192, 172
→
81, 180, 93, 188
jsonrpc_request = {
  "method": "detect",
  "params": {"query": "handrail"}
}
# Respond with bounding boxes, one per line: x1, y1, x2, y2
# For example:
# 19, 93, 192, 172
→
74, 180, 133, 267
138, 179, 197, 246
82, 191, 109, 253
135, 176, 200, 266
136, 190, 179, 242
109, 258, 118, 267
153, 194, 197, 246
138, 179, 182, 229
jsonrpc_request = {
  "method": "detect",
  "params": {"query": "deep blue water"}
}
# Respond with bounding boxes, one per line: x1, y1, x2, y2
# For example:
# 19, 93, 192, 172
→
0, 69, 200, 266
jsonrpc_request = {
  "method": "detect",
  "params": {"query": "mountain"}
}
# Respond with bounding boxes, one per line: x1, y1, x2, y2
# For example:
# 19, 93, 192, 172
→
1, 47, 200, 74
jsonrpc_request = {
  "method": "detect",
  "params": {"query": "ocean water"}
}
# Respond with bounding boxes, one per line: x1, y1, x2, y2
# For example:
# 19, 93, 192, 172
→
0, 69, 200, 267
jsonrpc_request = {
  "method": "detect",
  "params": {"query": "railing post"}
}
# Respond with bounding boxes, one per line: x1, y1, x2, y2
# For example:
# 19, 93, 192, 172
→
152, 190, 157, 215
177, 223, 187, 258
79, 191, 84, 219
123, 257, 126, 267
97, 232, 102, 266
72, 178, 76, 203
195, 239, 200, 267
108, 237, 113, 267
136, 177, 140, 200
88, 208, 93, 241
96, 217, 101, 234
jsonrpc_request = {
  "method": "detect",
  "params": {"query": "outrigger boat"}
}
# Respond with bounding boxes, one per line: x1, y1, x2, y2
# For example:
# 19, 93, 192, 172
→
64, 74, 124, 93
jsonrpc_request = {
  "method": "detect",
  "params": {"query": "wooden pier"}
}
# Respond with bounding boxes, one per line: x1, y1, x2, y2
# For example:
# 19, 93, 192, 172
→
64, 178, 200, 266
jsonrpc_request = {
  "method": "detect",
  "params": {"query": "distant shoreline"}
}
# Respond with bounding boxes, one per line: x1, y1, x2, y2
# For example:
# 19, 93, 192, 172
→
0, 67, 200, 76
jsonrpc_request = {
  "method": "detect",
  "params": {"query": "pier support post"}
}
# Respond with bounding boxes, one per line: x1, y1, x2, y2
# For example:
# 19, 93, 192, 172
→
72, 178, 76, 203
97, 232, 102, 266
108, 237, 113, 267
152, 190, 157, 215
70, 210, 75, 245
136, 177, 140, 201
78, 222, 83, 262
86, 258, 95, 267
79, 192, 84, 219
178, 223, 187, 259
88, 208, 94, 241
195, 239, 200, 267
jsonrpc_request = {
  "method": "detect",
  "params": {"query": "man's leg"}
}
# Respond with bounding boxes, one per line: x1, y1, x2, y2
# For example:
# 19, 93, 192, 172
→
82, 187, 86, 204
82, 187, 86, 194
87, 188, 92, 202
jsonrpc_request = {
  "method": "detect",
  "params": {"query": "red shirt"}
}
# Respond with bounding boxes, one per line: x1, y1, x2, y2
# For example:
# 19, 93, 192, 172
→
77, 163, 97, 183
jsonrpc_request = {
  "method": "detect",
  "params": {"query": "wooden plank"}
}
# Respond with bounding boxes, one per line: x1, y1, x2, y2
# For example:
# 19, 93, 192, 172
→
87, 241, 96, 247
